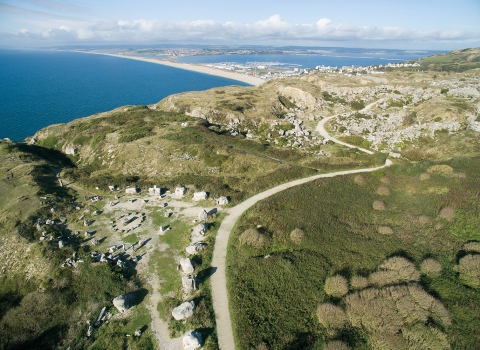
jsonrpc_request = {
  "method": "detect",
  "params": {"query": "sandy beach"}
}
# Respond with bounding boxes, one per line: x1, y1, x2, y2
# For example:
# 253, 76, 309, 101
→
75, 51, 264, 86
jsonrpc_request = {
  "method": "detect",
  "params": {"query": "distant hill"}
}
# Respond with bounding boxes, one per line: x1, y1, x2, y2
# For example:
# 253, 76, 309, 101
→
417, 47, 480, 72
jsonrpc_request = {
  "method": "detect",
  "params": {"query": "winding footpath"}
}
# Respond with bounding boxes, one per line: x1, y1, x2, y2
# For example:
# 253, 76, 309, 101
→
210, 103, 391, 349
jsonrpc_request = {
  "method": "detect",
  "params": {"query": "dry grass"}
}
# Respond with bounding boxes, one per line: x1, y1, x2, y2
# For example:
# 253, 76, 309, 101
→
289, 228, 304, 244
323, 340, 351, 350
455, 254, 480, 288
463, 242, 480, 253
350, 276, 369, 290
372, 200, 386, 211
418, 215, 431, 225
316, 303, 347, 331
419, 173, 431, 181
377, 226, 393, 235
427, 165, 454, 175
324, 275, 349, 298
420, 258, 442, 277
239, 228, 271, 249
376, 186, 391, 196
369, 257, 420, 287
379, 176, 391, 184
438, 207, 455, 222
354, 175, 365, 184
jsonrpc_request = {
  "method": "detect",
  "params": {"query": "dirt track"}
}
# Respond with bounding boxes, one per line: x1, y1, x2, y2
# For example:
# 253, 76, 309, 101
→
211, 108, 391, 348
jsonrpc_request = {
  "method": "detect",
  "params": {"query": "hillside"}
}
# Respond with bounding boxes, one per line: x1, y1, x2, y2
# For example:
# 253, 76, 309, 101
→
1, 48, 479, 350
417, 47, 480, 72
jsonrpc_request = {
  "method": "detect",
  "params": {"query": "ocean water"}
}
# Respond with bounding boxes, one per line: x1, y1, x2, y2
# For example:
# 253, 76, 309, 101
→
177, 51, 434, 68
0, 50, 249, 141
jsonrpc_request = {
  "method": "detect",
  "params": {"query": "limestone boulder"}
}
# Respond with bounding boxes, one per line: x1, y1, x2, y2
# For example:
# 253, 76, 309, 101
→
180, 258, 194, 274
113, 294, 134, 313
191, 223, 208, 243
186, 243, 205, 255
182, 275, 196, 294
183, 330, 203, 350
216, 196, 229, 205
172, 301, 195, 320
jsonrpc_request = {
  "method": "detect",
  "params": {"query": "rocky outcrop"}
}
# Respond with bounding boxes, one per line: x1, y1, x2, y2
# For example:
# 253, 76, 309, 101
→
62, 143, 78, 155
172, 301, 195, 320
277, 86, 317, 110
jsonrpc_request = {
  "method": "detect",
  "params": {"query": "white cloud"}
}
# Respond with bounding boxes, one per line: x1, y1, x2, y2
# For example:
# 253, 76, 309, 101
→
1, 14, 478, 46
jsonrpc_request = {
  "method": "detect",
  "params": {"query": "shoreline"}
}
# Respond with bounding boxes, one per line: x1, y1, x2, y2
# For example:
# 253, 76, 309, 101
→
73, 51, 265, 86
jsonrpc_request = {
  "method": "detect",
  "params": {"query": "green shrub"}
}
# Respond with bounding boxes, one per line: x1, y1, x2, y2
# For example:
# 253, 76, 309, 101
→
350, 101, 365, 110
37, 135, 58, 149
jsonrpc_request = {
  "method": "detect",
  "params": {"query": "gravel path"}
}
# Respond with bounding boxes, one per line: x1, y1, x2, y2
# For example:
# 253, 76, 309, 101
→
211, 107, 391, 349
315, 99, 385, 155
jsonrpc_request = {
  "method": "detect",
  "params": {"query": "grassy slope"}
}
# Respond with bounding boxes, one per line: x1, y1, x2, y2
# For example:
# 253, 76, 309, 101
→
227, 157, 480, 349
0, 142, 156, 350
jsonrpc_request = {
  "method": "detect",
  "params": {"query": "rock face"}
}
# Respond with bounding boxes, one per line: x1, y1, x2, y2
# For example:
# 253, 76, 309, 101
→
62, 143, 77, 155
182, 275, 197, 294
113, 294, 134, 313
180, 258, 194, 274
183, 330, 203, 350
172, 301, 195, 320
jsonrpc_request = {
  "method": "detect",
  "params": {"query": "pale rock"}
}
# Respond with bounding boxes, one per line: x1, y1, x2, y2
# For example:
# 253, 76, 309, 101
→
172, 301, 195, 320
112, 294, 134, 313
216, 196, 229, 205
193, 191, 208, 201
62, 143, 78, 155
183, 330, 203, 350
182, 275, 197, 294
186, 243, 205, 255
198, 210, 208, 221
125, 187, 139, 194
180, 258, 194, 274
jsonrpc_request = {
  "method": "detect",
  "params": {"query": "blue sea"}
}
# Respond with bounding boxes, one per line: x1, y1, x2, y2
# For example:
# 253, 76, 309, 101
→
0, 50, 249, 141
1, 49, 435, 141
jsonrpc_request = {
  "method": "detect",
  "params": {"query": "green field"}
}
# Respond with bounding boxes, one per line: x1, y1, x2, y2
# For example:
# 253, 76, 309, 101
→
227, 157, 480, 349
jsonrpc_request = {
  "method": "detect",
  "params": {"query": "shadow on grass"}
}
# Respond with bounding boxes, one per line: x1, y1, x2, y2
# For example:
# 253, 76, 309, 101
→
197, 267, 217, 283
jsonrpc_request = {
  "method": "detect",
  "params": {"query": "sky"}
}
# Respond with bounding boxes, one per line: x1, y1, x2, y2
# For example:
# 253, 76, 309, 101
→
0, 0, 479, 50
